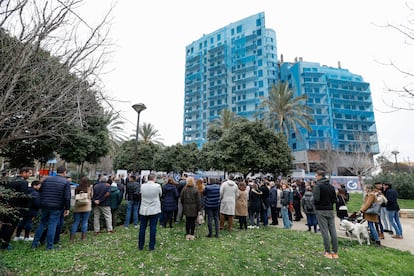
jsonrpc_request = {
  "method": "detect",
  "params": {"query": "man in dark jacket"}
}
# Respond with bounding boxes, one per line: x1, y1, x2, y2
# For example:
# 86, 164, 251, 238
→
93, 176, 112, 234
313, 170, 338, 259
31, 166, 71, 250
0, 167, 32, 250
383, 182, 403, 239
203, 178, 220, 237
124, 175, 141, 228
269, 182, 278, 225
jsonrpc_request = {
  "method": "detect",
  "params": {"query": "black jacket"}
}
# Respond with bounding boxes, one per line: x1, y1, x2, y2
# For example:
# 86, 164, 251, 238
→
313, 177, 337, 210
39, 175, 71, 210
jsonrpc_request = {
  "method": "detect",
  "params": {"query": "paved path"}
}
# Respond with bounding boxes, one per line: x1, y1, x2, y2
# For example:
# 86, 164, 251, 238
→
277, 215, 414, 254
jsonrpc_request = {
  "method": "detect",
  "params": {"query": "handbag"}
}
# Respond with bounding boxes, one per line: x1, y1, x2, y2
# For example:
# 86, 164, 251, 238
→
75, 191, 89, 206
365, 202, 381, 215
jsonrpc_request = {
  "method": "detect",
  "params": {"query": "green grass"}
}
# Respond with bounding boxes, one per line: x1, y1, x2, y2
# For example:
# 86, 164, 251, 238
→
1, 220, 413, 275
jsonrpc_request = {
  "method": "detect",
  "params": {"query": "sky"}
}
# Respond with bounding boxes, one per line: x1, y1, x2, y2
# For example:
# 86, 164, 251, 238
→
80, 0, 414, 163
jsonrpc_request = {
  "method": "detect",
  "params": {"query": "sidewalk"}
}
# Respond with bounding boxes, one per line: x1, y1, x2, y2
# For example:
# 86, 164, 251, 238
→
284, 215, 414, 254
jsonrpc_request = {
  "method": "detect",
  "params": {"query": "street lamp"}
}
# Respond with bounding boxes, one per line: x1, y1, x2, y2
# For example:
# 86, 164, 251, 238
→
391, 150, 399, 171
132, 103, 147, 175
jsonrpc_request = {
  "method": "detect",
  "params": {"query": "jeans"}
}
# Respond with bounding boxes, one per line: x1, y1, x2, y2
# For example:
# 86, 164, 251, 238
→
368, 221, 379, 241
316, 210, 338, 253
15, 215, 34, 238
138, 214, 158, 250
71, 211, 91, 234
281, 206, 292, 229
249, 211, 260, 226
380, 207, 391, 230
32, 209, 62, 250
261, 209, 269, 226
205, 207, 219, 236
388, 210, 403, 236
125, 200, 139, 227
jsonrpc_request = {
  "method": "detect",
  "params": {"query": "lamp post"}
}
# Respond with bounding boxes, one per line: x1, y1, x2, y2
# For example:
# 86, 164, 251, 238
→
391, 150, 399, 171
132, 103, 146, 175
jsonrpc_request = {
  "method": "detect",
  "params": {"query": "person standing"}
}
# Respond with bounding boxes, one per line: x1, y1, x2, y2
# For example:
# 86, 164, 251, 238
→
138, 174, 162, 251
31, 166, 71, 250
124, 175, 141, 228
383, 182, 403, 239
235, 181, 249, 230
312, 170, 339, 259
219, 174, 239, 231
70, 177, 92, 241
92, 176, 112, 234
359, 184, 382, 246
162, 177, 179, 228
181, 177, 201, 240
110, 182, 123, 229
280, 182, 292, 229
203, 177, 221, 238
14, 179, 41, 241
269, 181, 279, 226
302, 185, 318, 233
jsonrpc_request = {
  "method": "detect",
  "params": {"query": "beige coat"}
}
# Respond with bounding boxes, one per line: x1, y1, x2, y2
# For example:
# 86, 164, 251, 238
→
360, 192, 379, 223
235, 189, 248, 217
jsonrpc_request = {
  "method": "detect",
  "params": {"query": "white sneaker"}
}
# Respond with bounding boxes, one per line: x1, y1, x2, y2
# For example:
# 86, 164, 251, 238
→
24, 237, 34, 241
247, 225, 253, 229
134, 225, 139, 229
13, 236, 22, 241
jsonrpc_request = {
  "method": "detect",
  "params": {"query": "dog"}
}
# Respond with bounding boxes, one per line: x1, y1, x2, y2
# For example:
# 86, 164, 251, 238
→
340, 219, 370, 245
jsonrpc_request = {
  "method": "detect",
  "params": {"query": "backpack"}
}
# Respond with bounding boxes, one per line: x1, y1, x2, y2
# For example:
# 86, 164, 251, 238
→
303, 196, 314, 212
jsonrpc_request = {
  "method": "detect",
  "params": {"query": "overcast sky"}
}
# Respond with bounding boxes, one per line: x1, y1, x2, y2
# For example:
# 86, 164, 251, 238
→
80, 0, 414, 163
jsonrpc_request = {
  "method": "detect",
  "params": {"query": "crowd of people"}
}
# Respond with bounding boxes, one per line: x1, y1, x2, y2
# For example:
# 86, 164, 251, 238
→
0, 167, 404, 255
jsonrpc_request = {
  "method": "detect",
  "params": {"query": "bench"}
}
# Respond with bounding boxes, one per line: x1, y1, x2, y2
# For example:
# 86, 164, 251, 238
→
399, 209, 414, 218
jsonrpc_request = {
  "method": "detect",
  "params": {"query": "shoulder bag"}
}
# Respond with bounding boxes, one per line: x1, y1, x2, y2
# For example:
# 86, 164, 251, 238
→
75, 191, 89, 206
365, 202, 380, 215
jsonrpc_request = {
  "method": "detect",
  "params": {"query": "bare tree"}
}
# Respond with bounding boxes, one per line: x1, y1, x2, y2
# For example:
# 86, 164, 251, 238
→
379, 3, 414, 111
0, 0, 114, 149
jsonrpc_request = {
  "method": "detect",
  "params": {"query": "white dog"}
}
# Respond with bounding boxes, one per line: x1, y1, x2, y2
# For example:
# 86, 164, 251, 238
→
340, 219, 370, 245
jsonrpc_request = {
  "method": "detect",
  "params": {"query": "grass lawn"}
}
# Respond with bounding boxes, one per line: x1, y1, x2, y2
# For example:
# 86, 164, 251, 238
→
1, 217, 414, 275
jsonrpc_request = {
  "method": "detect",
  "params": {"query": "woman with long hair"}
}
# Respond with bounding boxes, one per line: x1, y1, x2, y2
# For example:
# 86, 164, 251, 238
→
70, 177, 92, 241
180, 177, 201, 240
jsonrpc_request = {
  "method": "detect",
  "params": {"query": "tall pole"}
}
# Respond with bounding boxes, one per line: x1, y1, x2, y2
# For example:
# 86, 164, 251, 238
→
132, 103, 146, 175
391, 150, 399, 171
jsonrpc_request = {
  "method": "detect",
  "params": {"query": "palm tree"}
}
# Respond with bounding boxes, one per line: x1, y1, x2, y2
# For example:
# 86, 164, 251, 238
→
139, 122, 164, 145
261, 81, 313, 138
103, 109, 127, 154
210, 109, 239, 130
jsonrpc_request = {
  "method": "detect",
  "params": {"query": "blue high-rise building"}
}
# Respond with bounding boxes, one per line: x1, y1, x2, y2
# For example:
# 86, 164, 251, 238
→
279, 60, 379, 174
183, 13, 379, 174
183, 12, 278, 147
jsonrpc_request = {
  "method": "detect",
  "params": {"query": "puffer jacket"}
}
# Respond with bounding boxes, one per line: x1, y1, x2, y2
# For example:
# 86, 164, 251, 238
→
162, 183, 179, 212
203, 183, 220, 208
39, 175, 71, 210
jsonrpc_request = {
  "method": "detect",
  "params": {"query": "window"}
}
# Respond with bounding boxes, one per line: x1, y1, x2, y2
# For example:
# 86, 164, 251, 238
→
237, 25, 242, 33
217, 34, 221, 41
256, 18, 261, 26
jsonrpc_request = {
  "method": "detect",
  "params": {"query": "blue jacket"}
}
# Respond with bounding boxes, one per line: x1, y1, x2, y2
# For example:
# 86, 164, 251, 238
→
203, 183, 220, 208
162, 183, 179, 212
269, 186, 278, 207
93, 182, 111, 207
39, 175, 71, 210
28, 186, 40, 217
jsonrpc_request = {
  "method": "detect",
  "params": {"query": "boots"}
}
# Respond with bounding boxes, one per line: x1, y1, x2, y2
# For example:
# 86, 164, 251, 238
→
81, 233, 86, 241
375, 240, 382, 247
379, 232, 385, 239
69, 233, 75, 242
